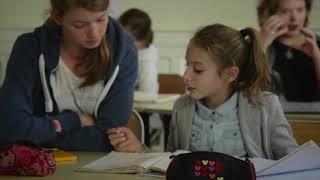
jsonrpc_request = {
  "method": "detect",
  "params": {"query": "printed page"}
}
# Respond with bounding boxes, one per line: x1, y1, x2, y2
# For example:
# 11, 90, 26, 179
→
253, 140, 320, 176
249, 158, 276, 173
138, 153, 170, 169
141, 154, 171, 173
147, 150, 191, 173
77, 151, 169, 174
146, 154, 172, 173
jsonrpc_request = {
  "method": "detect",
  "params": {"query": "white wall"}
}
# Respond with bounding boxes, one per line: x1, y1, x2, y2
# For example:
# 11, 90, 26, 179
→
1, 0, 320, 77
117, 0, 259, 31
0, 0, 48, 81
117, 0, 259, 74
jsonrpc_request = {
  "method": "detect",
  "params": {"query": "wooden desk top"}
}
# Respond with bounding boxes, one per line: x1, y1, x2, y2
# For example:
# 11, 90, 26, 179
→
133, 101, 175, 114
133, 94, 179, 114
284, 113, 320, 145
1, 151, 320, 180
0, 152, 162, 180
285, 113, 320, 122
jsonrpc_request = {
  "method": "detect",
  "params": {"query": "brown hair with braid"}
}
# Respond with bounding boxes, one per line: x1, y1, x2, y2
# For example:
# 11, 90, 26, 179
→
191, 24, 272, 105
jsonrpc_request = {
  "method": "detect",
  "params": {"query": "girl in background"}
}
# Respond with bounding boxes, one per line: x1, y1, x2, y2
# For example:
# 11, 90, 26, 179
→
119, 8, 161, 148
119, 8, 159, 94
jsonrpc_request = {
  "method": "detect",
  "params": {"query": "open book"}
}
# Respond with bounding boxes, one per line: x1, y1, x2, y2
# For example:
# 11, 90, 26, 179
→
76, 150, 189, 176
251, 140, 320, 176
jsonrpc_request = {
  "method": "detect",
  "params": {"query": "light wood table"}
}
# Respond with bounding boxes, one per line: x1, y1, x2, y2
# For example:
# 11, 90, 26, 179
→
133, 94, 180, 149
0, 152, 161, 180
133, 94, 179, 114
285, 113, 320, 145
1, 151, 320, 180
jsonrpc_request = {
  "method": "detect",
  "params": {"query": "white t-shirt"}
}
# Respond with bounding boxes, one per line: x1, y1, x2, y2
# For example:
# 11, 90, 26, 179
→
50, 58, 104, 115
137, 44, 159, 94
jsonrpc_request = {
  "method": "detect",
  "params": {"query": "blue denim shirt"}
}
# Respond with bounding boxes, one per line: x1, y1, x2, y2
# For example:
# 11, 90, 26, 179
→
189, 92, 247, 157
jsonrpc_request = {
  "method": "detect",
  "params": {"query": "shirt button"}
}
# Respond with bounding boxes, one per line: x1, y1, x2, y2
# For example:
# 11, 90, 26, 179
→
210, 148, 214, 151
210, 125, 213, 129
233, 132, 238, 136
192, 133, 195, 137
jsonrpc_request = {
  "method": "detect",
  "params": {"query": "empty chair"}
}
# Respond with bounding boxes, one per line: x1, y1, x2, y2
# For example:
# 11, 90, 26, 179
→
157, 74, 186, 150
158, 74, 186, 94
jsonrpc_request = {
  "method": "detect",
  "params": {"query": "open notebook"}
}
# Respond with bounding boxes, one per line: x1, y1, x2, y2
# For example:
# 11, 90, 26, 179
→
77, 141, 320, 177
76, 150, 189, 176
251, 140, 320, 177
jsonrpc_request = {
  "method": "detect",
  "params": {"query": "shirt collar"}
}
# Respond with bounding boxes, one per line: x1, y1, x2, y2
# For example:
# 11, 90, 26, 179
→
195, 92, 238, 119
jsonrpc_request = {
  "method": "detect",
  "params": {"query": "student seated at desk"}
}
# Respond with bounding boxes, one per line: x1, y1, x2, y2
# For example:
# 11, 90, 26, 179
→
119, 8, 159, 94
119, 8, 163, 148
107, 24, 299, 160
0, 0, 137, 152
257, 0, 320, 102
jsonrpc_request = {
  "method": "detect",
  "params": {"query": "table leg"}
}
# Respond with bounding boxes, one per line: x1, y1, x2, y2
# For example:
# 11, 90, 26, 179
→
161, 114, 171, 151
140, 112, 150, 146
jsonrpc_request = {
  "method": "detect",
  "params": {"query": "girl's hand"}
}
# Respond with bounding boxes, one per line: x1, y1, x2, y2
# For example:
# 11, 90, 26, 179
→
300, 28, 320, 60
79, 113, 95, 127
107, 127, 144, 153
260, 15, 288, 51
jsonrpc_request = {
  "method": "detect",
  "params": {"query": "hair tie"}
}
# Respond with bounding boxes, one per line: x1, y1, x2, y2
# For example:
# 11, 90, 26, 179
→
240, 29, 250, 43
240, 29, 246, 38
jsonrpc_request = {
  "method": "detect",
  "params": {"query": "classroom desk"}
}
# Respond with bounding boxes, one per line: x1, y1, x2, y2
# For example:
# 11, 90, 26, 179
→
285, 113, 320, 145
280, 100, 320, 113
133, 100, 175, 114
0, 151, 320, 180
133, 94, 179, 114
133, 94, 179, 148
0, 152, 159, 180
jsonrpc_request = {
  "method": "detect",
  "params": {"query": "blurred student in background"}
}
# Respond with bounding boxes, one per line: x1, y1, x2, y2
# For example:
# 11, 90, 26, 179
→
258, 0, 320, 101
0, 0, 137, 152
119, 8, 161, 148
119, 8, 159, 94
108, 24, 298, 160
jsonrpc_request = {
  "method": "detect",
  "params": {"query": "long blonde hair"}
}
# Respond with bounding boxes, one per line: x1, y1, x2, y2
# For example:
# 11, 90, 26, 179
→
191, 24, 271, 105
50, 0, 112, 87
